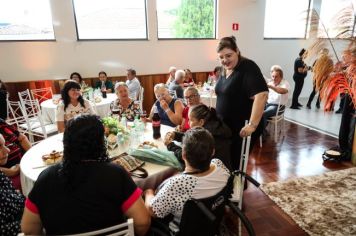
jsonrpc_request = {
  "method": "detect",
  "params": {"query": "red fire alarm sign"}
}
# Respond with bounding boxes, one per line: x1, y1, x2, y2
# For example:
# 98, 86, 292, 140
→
232, 23, 239, 31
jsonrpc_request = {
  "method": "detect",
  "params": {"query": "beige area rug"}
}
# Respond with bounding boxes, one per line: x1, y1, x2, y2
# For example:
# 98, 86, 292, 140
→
261, 168, 356, 236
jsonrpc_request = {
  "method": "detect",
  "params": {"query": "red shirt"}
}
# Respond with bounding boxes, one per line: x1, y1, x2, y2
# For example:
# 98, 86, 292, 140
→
182, 106, 190, 132
0, 119, 23, 168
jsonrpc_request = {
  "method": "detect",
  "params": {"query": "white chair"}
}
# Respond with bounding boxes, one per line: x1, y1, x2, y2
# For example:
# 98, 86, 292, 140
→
65, 218, 134, 236
6, 100, 30, 136
30, 87, 53, 103
19, 99, 58, 143
138, 86, 144, 111
259, 97, 286, 146
232, 131, 251, 210
266, 98, 286, 142
18, 89, 33, 103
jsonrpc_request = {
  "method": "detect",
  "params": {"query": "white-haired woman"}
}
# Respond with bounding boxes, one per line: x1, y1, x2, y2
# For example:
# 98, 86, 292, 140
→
147, 83, 184, 127
165, 66, 176, 85
168, 70, 185, 99
111, 82, 141, 121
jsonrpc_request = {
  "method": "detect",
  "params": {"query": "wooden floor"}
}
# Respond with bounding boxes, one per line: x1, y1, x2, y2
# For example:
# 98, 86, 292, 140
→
242, 121, 353, 236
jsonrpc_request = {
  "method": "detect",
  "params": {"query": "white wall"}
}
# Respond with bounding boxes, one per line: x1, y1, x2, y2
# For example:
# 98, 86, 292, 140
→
0, 0, 350, 98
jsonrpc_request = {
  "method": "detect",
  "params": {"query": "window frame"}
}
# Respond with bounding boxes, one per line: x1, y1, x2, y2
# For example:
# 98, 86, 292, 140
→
263, 0, 312, 40
156, 0, 217, 40
317, 0, 356, 39
72, 0, 149, 41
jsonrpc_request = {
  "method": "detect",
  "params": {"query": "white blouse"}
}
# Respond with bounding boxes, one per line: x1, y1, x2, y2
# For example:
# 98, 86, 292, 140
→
55, 99, 96, 122
149, 159, 230, 228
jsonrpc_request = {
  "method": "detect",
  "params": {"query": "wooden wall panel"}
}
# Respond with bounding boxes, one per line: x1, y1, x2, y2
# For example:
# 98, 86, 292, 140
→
5, 72, 210, 113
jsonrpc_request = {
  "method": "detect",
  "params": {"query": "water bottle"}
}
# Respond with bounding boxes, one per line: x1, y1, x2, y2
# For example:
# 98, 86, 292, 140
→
101, 81, 107, 98
135, 116, 145, 143
120, 114, 127, 128
152, 106, 161, 139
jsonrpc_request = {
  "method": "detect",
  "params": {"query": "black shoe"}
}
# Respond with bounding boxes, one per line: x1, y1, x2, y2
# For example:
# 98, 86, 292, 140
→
316, 104, 320, 109
335, 108, 342, 114
306, 104, 311, 109
290, 106, 301, 110
297, 103, 303, 107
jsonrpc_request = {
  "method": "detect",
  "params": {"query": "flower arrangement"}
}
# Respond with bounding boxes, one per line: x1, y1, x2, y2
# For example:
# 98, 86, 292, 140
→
101, 117, 129, 136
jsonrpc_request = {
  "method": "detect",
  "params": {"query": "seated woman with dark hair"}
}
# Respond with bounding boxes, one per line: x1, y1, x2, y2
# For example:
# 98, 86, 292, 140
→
183, 69, 195, 87
56, 80, 96, 133
21, 115, 151, 235
0, 133, 25, 236
164, 104, 232, 170
146, 83, 184, 127
111, 82, 141, 121
145, 127, 230, 231
70, 72, 87, 89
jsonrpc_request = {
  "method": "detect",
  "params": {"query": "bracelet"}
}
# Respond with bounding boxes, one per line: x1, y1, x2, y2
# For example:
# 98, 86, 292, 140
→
248, 122, 257, 129
165, 108, 171, 113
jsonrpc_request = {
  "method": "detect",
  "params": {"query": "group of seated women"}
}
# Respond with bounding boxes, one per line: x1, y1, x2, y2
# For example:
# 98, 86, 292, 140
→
1, 65, 233, 235
55, 76, 142, 132
17, 115, 230, 235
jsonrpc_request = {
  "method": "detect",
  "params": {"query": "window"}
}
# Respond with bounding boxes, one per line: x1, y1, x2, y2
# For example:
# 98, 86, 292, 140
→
0, 0, 55, 41
318, 0, 355, 38
156, 0, 216, 39
73, 0, 147, 40
264, 0, 311, 38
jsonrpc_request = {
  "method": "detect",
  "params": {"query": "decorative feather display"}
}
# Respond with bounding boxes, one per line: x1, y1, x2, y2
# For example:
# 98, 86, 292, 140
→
306, 5, 356, 111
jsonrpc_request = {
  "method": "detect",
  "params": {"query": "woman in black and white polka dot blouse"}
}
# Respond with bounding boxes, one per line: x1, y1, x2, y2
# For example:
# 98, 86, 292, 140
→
144, 127, 230, 231
0, 133, 25, 236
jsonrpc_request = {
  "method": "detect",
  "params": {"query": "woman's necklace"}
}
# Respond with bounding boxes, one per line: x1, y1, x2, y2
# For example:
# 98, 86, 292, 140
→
226, 70, 234, 79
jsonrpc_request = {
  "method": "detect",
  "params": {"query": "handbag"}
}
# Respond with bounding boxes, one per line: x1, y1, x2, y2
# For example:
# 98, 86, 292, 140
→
111, 152, 148, 178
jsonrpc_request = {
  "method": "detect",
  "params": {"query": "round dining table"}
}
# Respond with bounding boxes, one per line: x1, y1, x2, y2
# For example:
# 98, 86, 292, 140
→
20, 123, 178, 196
40, 93, 117, 123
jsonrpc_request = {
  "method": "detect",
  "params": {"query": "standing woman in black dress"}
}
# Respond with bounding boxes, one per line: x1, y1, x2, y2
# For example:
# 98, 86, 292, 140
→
215, 36, 268, 170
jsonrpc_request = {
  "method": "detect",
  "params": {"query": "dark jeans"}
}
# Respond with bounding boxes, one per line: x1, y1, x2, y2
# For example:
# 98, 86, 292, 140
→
338, 93, 346, 111
291, 77, 304, 107
339, 94, 355, 158
307, 84, 320, 107
263, 103, 285, 129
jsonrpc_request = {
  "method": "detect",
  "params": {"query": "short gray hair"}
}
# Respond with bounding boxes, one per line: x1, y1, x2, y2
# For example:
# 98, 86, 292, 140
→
175, 70, 185, 80
169, 66, 176, 73
154, 83, 168, 93
183, 127, 215, 171
184, 87, 199, 95
115, 81, 128, 91
270, 65, 283, 78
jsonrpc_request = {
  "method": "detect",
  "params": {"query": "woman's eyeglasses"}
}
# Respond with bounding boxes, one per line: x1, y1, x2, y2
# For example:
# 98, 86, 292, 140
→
184, 94, 198, 100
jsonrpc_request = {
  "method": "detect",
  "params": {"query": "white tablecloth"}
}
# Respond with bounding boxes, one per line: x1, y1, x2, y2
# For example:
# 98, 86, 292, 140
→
20, 124, 177, 196
200, 91, 217, 108
40, 93, 117, 123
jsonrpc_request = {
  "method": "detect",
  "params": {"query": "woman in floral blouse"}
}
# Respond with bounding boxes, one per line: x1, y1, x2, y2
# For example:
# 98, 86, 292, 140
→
111, 82, 141, 121
0, 133, 25, 236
